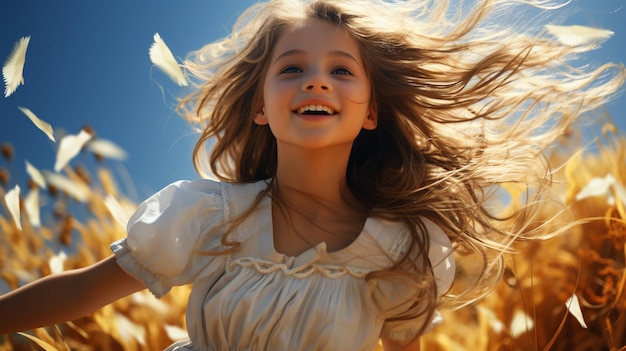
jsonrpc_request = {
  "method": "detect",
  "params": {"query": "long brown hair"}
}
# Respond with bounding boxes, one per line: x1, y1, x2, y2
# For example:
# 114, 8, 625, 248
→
178, 0, 625, 333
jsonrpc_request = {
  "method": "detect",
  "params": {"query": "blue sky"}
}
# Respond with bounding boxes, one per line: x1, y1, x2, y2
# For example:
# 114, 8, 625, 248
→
1, 0, 625, 202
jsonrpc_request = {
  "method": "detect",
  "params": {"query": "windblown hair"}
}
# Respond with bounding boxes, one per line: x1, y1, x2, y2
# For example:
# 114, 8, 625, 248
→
178, 0, 624, 334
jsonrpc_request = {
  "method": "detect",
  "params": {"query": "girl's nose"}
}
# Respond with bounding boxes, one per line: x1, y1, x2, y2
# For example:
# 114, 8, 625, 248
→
302, 71, 332, 92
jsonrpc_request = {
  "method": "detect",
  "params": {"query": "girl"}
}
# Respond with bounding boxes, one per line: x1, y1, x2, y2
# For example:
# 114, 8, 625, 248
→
1, 0, 624, 350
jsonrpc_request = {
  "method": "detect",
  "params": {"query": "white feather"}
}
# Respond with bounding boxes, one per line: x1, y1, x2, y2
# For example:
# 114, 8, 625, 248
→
104, 195, 132, 228
545, 24, 614, 46
149, 33, 188, 86
18, 106, 56, 142
25, 160, 47, 189
115, 313, 146, 345
565, 294, 588, 328
54, 129, 93, 172
164, 324, 189, 342
574, 173, 626, 209
131, 291, 170, 315
509, 309, 534, 338
88, 138, 128, 160
43, 171, 91, 202
49, 251, 67, 274
2, 36, 30, 97
24, 187, 41, 228
5, 185, 22, 231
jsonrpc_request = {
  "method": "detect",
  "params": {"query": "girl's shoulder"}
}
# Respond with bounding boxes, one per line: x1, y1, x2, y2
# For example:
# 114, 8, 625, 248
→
370, 217, 455, 291
146, 178, 268, 212
111, 179, 269, 297
219, 179, 271, 220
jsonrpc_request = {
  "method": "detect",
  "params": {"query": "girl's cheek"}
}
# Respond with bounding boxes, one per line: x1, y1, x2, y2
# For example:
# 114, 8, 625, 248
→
344, 83, 371, 103
272, 80, 298, 92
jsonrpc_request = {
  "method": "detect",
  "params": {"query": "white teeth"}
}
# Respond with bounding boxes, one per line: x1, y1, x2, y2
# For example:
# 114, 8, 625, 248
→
297, 104, 335, 115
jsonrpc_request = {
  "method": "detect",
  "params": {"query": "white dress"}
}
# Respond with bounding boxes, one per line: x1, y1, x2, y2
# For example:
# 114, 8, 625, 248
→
111, 179, 455, 351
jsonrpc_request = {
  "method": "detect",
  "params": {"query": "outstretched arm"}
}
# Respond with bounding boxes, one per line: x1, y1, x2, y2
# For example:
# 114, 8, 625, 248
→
0, 255, 145, 333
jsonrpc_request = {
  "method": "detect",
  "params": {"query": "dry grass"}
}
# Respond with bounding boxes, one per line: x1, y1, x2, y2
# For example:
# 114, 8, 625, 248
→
0, 130, 625, 350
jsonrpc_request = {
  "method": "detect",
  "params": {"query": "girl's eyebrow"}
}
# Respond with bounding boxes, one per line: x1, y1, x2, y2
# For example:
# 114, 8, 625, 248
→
273, 49, 360, 64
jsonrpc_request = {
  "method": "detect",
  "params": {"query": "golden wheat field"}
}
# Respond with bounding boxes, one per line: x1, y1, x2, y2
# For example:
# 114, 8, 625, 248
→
0, 116, 625, 350
1, 3, 625, 349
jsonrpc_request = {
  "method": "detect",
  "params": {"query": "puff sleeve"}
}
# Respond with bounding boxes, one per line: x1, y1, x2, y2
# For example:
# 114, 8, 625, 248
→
110, 179, 227, 298
377, 219, 455, 341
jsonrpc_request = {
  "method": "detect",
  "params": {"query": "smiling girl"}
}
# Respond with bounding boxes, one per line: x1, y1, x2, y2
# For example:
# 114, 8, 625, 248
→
1, 0, 624, 350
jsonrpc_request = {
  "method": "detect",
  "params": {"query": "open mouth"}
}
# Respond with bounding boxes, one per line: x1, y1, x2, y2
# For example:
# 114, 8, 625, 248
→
295, 104, 337, 116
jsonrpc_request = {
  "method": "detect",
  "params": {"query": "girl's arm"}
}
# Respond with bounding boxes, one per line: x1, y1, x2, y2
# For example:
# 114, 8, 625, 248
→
381, 336, 421, 351
0, 255, 145, 333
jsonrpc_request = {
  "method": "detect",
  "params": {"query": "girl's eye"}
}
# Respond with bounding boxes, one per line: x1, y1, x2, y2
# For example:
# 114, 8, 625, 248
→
280, 66, 302, 74
332, 67, 353, 76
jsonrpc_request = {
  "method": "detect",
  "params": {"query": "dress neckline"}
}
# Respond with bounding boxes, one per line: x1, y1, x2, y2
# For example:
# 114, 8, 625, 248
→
258, 192, 373, 264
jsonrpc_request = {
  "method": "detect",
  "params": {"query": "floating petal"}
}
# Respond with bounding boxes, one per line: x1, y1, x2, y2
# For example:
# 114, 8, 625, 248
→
132, 292, 169, 315
54, 129, 93, 172
477, 305, 505, 333
545, 24, 614, 46
49, 251, 67, 274
510, 309, 534, 338
575, 174, 616, 203
25, 160, 46, 189
5, 185, 21, 231
149, 33, 188, 86
44, 171, 91, 202
88, 139, 128, 160
164, 324, 188, 342
104, 195, 131, 228
115, 313, 146, 345
2, 36, 30, 97
565, 294, 588, 328
612, 180, 626, 219
18, 107, 56, 142
24, 187, 41, 227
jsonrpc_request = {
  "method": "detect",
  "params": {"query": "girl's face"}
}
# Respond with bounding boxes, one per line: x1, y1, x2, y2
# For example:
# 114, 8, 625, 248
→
256, 19, 377, 151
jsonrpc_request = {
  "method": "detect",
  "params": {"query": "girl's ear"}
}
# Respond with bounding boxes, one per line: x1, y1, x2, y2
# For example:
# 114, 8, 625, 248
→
362, 102, 378, 130
254, 106, 268, 125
